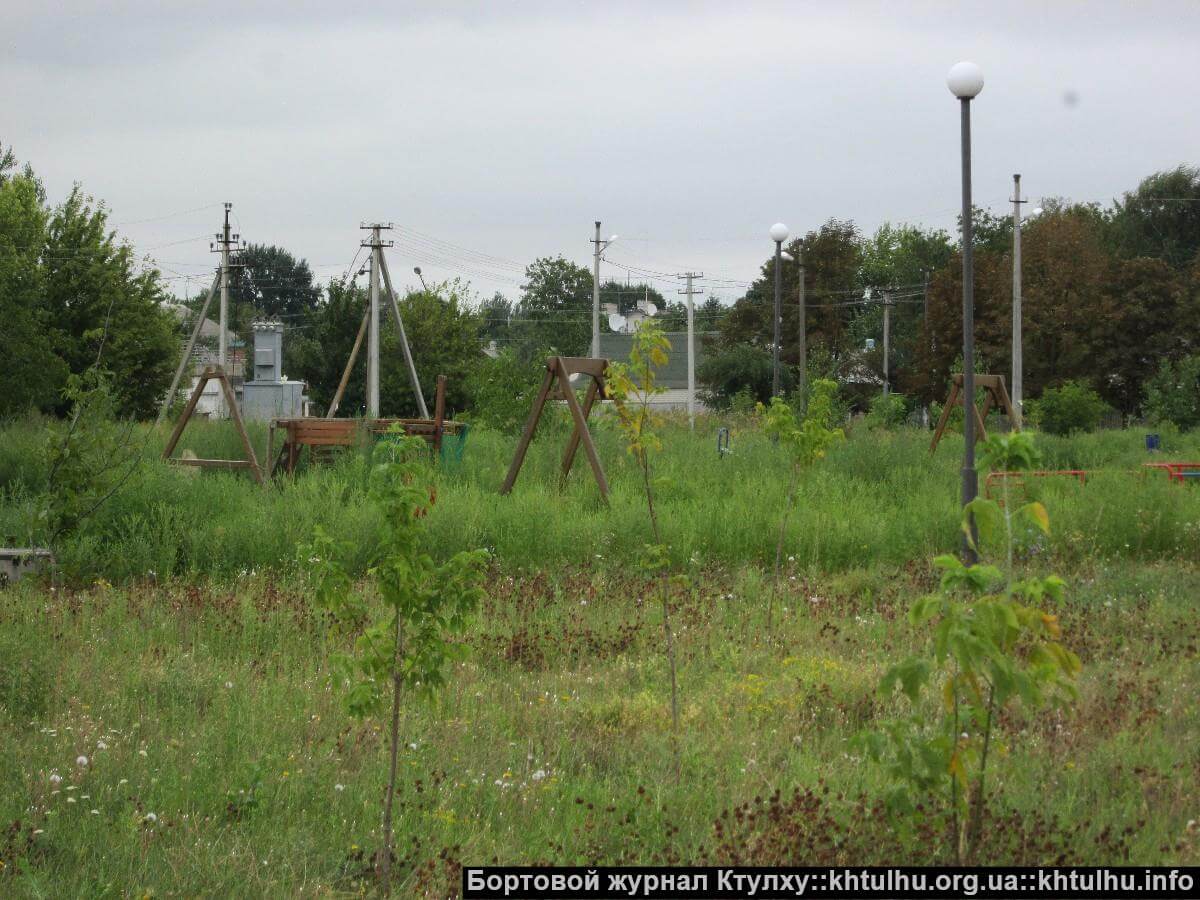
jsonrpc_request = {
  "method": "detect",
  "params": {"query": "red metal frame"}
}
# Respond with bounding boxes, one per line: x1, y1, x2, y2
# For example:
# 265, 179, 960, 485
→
1142, 461, 1200, 483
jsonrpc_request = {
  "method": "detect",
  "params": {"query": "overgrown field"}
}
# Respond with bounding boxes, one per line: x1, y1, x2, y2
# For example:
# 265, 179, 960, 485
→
1, 418, 1199, 895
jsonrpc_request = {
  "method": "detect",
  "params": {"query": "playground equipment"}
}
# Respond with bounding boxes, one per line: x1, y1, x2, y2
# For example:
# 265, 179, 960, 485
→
500, 356, 611, 501
985, 461, 1200, 500
162, 366, 265, 484
930, 373, 1018, 453
268, 375, 463, 476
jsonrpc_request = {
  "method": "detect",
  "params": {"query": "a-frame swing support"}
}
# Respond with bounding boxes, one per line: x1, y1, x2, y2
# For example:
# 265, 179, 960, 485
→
161, 366, 264, 484
930, 372, 1019, 453
501, 356, 610, 501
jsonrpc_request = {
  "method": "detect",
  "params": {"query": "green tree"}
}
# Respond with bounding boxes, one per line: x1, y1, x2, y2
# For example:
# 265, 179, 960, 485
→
0, 169, 67, 415
42, 187, 177, 419
230, 242, 321, 328
606, 322, 683, 781
466, 349, 545, 434
1143, 354, 1200, 429
861, 433, 1079, 864
1028, 380, 1108, 435
1111, 165, 1200, 270
478, 291, 513, 344
510, 255, 592, 358
719, 219, 863, 368
292, 278, 482, 417
760, 382, 843, 630
305, 434, 487, 892
697, 344, 780, 408
381, 280, 483, 414
283, 278, 367, 413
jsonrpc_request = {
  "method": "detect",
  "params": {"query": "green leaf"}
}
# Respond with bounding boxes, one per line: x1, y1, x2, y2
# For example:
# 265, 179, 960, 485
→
1018, 501, 1051, 536
963, 497, 1004, 550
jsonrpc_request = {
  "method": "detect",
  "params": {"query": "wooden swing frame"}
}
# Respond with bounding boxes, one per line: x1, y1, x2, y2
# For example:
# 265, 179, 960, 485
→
161, 366, 265, 484
930, 373, 1019, 453
500, 356, 610, 502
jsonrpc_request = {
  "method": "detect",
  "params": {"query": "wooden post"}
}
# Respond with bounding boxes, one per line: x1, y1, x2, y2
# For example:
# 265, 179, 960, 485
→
559, 367, 609, 500
163, 368, 210, 460
500, 363, 556, 495
501, 356, 610, 501
560, 376, 601, 484
217, 371, 264, 485
433, 374, 447, 454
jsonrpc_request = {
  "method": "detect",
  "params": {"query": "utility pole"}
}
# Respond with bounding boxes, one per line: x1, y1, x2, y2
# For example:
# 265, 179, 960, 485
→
797, 247, 807, 411
1011, 173, 1026, 427
677, 271, 703, 430
592, 221, 601, 358
590, 222, 617, 358
882, 290, 892, 396
210, 202, 242, 417
361, 223, 394, 418
218, 203, 232, 369
922, 270, 931, 427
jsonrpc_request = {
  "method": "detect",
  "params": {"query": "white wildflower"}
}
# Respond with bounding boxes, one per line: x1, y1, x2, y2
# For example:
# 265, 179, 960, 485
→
76, 755, 89, 768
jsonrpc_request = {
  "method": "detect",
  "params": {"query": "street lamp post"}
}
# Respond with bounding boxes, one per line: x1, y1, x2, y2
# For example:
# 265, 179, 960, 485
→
769, 222, 789, 397
948, 60, 984, 562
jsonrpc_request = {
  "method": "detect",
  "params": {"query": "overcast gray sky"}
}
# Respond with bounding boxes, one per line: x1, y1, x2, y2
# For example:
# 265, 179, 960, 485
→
6, 1, 1199, 303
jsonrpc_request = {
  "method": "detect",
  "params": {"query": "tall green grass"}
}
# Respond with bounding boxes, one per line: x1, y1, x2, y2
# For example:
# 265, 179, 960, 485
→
3, 414, 1200, 582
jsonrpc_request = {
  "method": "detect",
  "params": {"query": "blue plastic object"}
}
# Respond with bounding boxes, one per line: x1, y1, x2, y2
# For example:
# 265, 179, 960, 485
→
1146, 433, 1161, 452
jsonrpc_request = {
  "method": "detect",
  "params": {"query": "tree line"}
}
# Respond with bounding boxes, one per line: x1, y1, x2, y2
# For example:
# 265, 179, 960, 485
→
712, 166, 1200, 416
3, 134, 1197, 425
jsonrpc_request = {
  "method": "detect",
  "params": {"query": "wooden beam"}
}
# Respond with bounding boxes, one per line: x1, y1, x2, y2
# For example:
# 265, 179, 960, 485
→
433, 374, 447, 453
171, 458, 253, 470
559, 375, 601, 485
499, 364, 556, 495
217, 370, 265, 485
162, 368, 210, 460
556, 357, 609, 378
929, 381, 959, 453
556, 360, 610, 502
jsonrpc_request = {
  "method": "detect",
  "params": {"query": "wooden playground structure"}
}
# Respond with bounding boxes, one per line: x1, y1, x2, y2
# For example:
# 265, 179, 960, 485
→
500, 355, 611, 501
267, 376, 464, 476
985, 461, 1200, 500
162, 223, 467, 483
930, 373, 1019, 453
162, 366, 265, 484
